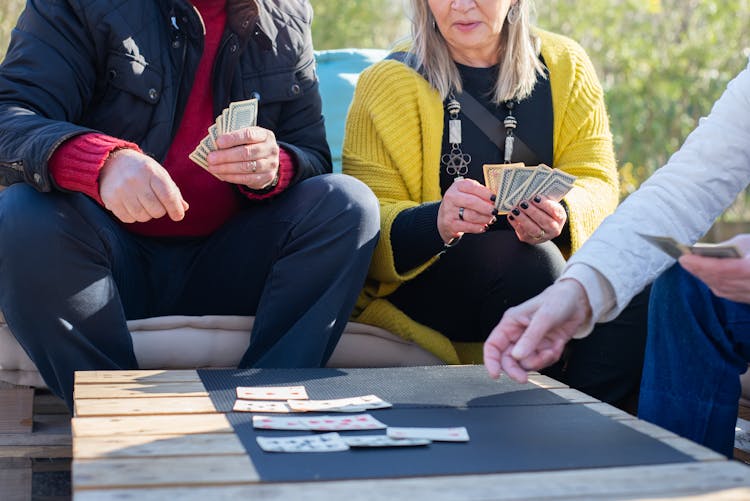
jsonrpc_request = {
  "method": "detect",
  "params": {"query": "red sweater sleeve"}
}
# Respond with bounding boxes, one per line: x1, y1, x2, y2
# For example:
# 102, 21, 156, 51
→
48, 133, 141, 204
239, 147, 296, 200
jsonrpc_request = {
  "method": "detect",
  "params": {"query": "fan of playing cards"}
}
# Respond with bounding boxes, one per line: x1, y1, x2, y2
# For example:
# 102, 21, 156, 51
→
189, 98, 258, 169
484, 163, 576, 214
233, 384, 470, 453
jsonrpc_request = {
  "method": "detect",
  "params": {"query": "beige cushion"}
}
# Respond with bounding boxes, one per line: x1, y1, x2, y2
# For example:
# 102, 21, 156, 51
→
0, 310, 442, 387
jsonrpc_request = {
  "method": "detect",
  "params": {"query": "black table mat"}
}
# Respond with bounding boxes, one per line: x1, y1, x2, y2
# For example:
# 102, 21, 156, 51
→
198, 366, 694, 482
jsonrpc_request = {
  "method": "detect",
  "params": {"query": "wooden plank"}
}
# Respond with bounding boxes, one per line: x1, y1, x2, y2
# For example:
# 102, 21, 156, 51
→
73, 382, 209, 400
0, 457, 32, 501
72, 414, 232, 437
75, 370, 200, 385
660, 436, 726, 462
71, 461, 750, 500
73, 455, 259, 489
74, 433, 245, 459
584, 402, 634, 421
0, 414, 71, 447
547, 388, 599, 404
75, 396, 218, 417
527, 374, 569, 390
0, 445, 71, 459
0, 388, 34, 434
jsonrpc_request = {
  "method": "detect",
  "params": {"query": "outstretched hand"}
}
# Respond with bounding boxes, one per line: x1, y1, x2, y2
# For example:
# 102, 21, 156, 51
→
483, 279, 592, 383
99, 148, 188, 223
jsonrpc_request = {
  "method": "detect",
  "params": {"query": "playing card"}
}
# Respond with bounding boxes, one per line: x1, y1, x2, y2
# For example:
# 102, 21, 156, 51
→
343, 435, 431, 448
188, 148, 208, 169
536, 170, 575, 202
287, 395, 392, 413
514, 163, 553, 203
482, 163, 506, 195
232, 400, 292, 413
228, 98, 258, 132
690, 243, 742, 258
207, 123, 220, 150
386, 426, 470, 442
502, 165, 540, 210
638, 233, 742, 259
253, 413, 387, 431
236, 385, 309, 401
256, 432, 349, 453
636, 233, 691, 259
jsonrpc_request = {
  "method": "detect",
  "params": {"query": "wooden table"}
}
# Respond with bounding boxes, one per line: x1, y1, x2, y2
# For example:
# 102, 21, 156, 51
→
71, 368, 750, 500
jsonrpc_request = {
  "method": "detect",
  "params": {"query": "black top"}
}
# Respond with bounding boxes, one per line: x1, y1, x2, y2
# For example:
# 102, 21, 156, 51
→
392, 62, 554, 273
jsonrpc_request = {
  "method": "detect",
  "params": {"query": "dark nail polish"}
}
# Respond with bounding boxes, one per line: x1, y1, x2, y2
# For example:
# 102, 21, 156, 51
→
490, 194, 496, 202
520, 201, 529, 210
512, 208, 521, 216
492, 208, 499, 216
533, 196, 541, 203
508, 215, 515, 221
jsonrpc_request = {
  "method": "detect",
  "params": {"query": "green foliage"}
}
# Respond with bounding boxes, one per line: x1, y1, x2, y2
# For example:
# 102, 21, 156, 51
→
0, 0, 24, 61
311, 0, 409, 50
536, 0, 750, 198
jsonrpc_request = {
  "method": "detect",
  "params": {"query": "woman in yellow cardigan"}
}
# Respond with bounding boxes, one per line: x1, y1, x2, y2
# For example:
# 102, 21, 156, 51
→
343, 0, 648, 407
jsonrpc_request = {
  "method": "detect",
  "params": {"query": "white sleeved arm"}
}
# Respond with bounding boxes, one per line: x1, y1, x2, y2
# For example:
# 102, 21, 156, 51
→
562, 59, 750, 321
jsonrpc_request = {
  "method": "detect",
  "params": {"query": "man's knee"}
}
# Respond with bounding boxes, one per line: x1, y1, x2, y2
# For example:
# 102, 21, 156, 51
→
300, 174, 380, 241
0, 184, 60, 255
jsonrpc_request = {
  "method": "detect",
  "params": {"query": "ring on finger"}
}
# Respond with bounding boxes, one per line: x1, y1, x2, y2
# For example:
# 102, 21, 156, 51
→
249, 160, 257, 173
533, 229, 546, 240
458, 207, 465, 221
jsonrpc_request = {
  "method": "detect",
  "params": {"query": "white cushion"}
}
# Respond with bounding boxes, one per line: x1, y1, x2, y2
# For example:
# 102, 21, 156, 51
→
0, 310, 442, 387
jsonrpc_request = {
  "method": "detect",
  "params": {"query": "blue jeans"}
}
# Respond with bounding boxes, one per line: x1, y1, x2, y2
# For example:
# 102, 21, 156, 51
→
639, 263, 750, 457
0, 175, 379, 410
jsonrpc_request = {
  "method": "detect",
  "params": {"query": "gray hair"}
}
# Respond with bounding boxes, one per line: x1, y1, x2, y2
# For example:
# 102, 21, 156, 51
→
407, 0, 545, 104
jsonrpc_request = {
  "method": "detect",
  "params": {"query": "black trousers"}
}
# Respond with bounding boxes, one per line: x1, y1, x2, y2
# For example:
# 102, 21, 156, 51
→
389, 229, 649, 407
0, 175, 379, 410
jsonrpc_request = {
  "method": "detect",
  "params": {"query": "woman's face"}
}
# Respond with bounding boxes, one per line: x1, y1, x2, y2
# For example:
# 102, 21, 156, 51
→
428, 0, 515, 66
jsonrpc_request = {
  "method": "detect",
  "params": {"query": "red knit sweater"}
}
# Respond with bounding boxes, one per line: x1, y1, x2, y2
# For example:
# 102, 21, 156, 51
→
49, 0, 295, 237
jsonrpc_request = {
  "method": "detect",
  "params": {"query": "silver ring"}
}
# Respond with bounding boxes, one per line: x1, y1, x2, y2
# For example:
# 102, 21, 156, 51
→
458, 207, 465, 221
249, 160, 257, 173
534, 229, 545, 240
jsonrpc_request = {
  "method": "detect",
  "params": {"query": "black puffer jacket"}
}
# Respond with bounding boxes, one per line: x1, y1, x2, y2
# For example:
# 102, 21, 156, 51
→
0, 0, 331, 191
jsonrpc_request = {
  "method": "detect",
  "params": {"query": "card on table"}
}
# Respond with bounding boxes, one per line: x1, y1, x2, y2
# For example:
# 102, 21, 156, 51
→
236, 385, 309, 401
253, 413, 387, 431
233, 400, 293, 413
386, 426, 470, 442
256, 432, 349, 453
342, 435, 432, 448
287, 395, 392, 413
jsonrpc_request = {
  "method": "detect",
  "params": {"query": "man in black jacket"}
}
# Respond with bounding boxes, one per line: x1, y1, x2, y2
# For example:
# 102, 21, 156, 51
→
0, 0, 379, 410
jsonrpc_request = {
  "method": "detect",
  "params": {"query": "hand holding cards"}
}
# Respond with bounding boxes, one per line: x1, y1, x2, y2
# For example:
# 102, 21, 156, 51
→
637, 233, 742, 259
189, 98, 258, 169
483, 163, 576, 214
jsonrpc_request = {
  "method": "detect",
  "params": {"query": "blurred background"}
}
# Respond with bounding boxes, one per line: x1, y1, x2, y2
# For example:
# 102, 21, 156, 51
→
1, 0, 749, 237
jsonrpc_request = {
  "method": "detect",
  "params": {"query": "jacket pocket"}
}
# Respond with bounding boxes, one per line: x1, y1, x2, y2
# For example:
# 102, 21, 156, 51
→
242, 56, 316, 105
84, 52, 164, 141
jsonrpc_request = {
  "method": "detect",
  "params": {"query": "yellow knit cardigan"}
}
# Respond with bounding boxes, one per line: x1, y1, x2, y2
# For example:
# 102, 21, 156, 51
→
342, 30, 618, 364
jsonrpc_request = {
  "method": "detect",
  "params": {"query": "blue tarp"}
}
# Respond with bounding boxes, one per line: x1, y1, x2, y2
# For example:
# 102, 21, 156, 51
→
315, 49, 388, 172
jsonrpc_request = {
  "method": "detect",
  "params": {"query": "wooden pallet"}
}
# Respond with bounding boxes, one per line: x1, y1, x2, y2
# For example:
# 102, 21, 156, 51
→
0, 384, 71, 500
